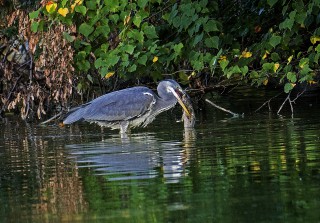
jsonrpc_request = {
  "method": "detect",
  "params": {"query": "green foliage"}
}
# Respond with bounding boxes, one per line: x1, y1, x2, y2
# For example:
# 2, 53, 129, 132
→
29, 0, 320, 93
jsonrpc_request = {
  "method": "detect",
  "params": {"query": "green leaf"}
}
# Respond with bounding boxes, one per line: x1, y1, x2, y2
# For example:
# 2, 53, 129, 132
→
262, 62, 274, 71
128, 30, 144, 42
284, 83, 294, 93
269, 35, 282, 48
173, 43, 184, 55
203, 20, 219, 32
79, 23, 94, 38
219, 60, 229, 71
137, 55, 148, 65
300, 64, 313, 75
106, 55, 120, 67
29, 9, 40, 20
138, 0, 148, 8
86, 1, 97, 10
143, 25, 158, 39
104, 0, 119, 12
295, 12, 307, 25
95, 25, 110, 38
231, 65, 242, 74
109, 14, 119, 23
240, 66, 249, 75
76, 60, 90, 71
31, 22, 39, 33
287, 72, 297, 83
315, 44, 320, 52
128, 64, 137, 72
76, 51, 87, 60
267, 0, 278, 7
63, 32, 75, 42
279, 18, 294, 30
205, 36, 219, 49
299, 58, 309, 68
193, 33, 203, 46
192, 60, 204, 71
133, 14, 142, 27
94, 58, 104, 69
123, 44, 135, 54
279, 10, 296, 30
271, 52, 280, 61
250, 71, 259, 79
75, 5, 87, 16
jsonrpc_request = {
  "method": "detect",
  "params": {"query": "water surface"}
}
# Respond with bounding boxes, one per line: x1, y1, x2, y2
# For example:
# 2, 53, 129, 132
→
0, 90, 320, 222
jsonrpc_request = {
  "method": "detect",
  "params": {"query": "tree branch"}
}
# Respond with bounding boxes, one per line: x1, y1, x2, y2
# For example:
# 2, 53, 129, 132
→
277, 89, 305, 116
205, 99, 241, 118
255, 92, 282, 113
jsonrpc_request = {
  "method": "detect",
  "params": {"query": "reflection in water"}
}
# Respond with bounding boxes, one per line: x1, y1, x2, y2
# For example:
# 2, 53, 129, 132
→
66, 130, 196, 183
0, 119, 88, 222
1, 95, 320, 222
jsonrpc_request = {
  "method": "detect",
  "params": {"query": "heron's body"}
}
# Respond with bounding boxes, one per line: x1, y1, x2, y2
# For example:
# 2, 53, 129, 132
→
63, 80, 192, 133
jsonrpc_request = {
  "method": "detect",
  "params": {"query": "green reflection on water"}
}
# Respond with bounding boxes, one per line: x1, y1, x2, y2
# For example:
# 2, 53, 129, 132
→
0, 95, 320, 223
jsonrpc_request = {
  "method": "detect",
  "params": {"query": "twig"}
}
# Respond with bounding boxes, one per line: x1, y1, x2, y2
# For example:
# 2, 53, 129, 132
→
255, 92, 282, 113
291, 88, 306, 103
163, 69, 194, 76
277, 92, 291, 115
40, 111, 63, 125
205, 99, 241, 118
277, 89, 305, 116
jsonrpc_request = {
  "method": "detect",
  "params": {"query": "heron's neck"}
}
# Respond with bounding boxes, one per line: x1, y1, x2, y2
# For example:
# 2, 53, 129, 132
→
153, 95, 177, 114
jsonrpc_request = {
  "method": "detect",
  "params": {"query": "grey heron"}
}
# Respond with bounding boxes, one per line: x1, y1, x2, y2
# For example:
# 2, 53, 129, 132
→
62, 79, 192, 133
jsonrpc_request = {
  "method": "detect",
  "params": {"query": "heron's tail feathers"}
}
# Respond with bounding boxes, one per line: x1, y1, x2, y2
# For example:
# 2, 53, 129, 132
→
63, 105, 87, 124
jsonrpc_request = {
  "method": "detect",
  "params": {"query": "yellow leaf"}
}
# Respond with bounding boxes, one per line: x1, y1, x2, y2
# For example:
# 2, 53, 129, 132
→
58, 8, 69, 17
105, 72, 115, 79
262, 51, 269, 60
152, 56, 158, 63
75, 0, 83, 5
218, 55, 227, 62
124, 15, 131, 25
71, 3, 76, 12
287, 55, 293, 64
310, 36, 320, 45
274, 63, 280, 72
46, 1, 57, 13
263, 78, 268, 86
262, 53, 267, 60
241, 51, 252, 58
308, 80, 317, 85
188, 71, 196, 80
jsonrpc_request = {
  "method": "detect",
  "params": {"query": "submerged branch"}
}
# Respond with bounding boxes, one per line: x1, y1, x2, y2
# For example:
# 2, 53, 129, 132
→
205, 99, 241, 118
255, 92, 283, 113
277, 88, 306, 116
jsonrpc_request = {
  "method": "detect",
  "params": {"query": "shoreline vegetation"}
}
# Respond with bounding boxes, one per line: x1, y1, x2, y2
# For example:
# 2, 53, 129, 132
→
1, 0, 320, 121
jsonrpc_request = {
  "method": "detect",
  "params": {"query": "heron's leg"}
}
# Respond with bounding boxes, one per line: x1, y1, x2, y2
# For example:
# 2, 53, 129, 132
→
120, 121, 130, 134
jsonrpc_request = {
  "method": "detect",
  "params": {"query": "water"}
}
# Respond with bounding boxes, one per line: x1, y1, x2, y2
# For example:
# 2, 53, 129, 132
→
0, 90, 320, 223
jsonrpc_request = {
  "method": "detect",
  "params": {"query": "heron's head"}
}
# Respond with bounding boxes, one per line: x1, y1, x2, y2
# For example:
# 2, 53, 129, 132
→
158, 80, 192, 118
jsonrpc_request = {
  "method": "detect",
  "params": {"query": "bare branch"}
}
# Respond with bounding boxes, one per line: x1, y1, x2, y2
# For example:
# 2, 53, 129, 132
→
277, 89, 305, 117
277, 92, 291, 115
205, 99, 240, 118
255, 92, 282, 113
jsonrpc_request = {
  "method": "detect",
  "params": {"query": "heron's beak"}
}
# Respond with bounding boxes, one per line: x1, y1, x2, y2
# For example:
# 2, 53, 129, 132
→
168, 87, 191, 118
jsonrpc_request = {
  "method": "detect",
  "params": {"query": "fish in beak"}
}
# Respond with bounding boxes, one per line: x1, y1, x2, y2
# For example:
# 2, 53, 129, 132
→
168, 86, 191, 118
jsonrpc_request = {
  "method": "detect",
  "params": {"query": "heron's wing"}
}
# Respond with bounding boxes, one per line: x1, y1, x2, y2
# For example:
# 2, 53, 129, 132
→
82, 87, 155, 121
